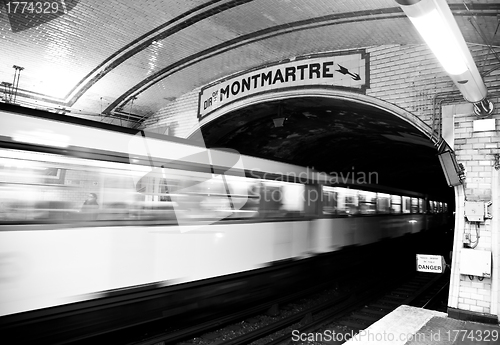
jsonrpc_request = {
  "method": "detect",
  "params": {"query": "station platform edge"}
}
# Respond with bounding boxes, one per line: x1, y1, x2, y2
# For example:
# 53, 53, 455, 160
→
345, 305, 500, 345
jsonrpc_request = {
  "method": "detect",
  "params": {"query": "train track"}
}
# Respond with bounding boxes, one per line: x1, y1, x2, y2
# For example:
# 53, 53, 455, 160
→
130, 271, 449, 345
321, 271, 450, 337
113, 275, 349, 345
281, 272, 449, 345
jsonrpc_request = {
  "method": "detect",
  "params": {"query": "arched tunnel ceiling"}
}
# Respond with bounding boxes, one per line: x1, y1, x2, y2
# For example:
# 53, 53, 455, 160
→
194, 97, 452, 199
1, 0, 497, 202
0, 0, 498, 124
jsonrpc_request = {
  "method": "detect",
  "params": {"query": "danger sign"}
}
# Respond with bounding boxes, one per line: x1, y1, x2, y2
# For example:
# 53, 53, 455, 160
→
416, 254, 445, 273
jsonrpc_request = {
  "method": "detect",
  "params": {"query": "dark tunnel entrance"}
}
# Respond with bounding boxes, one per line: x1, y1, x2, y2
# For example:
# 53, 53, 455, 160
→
190, 96, 454, 205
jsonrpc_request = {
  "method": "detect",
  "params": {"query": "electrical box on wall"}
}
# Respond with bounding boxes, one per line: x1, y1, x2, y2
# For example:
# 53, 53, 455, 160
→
459, 249, 491, 278
464, 201, 484, 222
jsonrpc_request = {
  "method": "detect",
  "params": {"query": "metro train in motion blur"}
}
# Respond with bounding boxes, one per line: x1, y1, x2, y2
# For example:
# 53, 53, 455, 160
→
0, 104, 449, 343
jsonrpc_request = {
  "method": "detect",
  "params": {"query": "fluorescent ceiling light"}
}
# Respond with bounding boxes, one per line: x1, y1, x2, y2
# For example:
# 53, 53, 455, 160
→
396, 0, 488, 104
408, 8, 467, 75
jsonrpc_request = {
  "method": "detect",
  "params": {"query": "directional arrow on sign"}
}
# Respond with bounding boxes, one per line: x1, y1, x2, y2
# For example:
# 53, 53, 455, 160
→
336, 64, 361, 81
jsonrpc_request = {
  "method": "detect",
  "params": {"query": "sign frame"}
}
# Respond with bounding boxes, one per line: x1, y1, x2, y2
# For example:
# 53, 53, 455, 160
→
197, 49, 370, 120
416, 254, 446, 273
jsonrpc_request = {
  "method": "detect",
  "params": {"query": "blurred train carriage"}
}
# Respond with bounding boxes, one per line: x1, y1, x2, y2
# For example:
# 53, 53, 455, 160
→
0, 104, 449, 343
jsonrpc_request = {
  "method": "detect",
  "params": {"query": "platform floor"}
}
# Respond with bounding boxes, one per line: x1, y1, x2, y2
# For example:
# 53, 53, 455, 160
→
345, 305, 499, 345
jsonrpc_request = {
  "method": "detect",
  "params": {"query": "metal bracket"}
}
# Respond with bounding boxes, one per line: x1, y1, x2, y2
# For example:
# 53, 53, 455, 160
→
473, 98, 494, 117
485, 201, 493, 219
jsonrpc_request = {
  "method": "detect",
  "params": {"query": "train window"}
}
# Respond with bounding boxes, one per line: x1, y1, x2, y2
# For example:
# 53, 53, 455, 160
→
419, 198, 425, 213
248, 180, 305, 217
174, 175, 297, 220
277, 181, 305, 215
359, 190, 376, 203
402, 196, 411, 214
322, 186, 337, 215
198, 176, 234, 218
223, 175, 255, 216
136, 174, 174, 203
411, 198, 419, 213
334, 188, 345, 214
0, 145, 317, 225
0, 148, 313, 224
335, 187, 358, 215
168, 174, 257, 219
0, 149, 142, 223
431, 201, 437, 213
358, 190, 377, 214
158, 178, 171, 202
390, 195, 401, 213
376, 193, 390, 213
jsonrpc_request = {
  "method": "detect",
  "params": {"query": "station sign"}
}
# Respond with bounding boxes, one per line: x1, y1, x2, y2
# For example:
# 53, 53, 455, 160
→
416, 254, 445, 273
198, 50, 369, 119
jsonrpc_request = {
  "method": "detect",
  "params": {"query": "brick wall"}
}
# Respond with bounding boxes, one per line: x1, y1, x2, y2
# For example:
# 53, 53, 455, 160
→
142, 89, 199, 138
367, 44, 451, 125
446, 72, 499, 316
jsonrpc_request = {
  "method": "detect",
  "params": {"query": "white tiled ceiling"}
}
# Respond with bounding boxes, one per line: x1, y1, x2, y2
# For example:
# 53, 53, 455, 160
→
0, 0, 498, 126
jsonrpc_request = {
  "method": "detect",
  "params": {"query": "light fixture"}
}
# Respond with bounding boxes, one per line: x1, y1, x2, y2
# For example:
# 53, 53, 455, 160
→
437, 140, 465, 187
273, 117, 285, 127
396, 0, 493, 116
11, 65, 24, 104
274, 102, 286, 127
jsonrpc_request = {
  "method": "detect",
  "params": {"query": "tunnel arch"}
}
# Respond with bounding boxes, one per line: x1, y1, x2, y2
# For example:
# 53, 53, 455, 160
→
190, 88, 439, 147
189, 88, 452, 197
